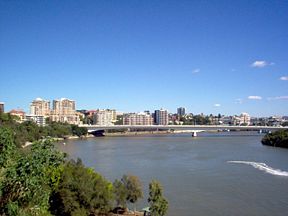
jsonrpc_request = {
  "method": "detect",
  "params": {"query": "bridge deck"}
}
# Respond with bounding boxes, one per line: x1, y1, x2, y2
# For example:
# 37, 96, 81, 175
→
80, 124, 285, 131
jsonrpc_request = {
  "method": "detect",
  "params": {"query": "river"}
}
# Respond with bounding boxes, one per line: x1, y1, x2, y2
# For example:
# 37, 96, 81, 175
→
56, 132, 288, 216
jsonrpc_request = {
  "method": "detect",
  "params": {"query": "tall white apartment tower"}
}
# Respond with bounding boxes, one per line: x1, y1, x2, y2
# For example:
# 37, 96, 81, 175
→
52, 98, 75, 115
51, 98, 80, 124
30, 98, 50, 116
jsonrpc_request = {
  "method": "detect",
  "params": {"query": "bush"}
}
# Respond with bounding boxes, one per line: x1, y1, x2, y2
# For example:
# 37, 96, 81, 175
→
148, 180, 168, 216
50, 159, 113, 215
261, 129, 288, 148
0, 139, 65, 215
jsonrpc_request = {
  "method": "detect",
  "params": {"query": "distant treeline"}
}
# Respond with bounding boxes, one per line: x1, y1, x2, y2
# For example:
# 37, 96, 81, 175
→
261, 129, 288, 148
0, 113, 87, 147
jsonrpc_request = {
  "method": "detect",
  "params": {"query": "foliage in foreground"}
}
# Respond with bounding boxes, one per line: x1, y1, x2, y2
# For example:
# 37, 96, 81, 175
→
261, 129, 288, 148
148, 180, 168, 216
0, 126, 168, 215
113, 174, 143, 210
0, 127, 65, 215
50, 159, 113, 216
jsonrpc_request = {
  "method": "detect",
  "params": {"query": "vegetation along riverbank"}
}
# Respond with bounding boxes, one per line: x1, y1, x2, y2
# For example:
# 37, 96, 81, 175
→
0, 112, 88, 148
0, 113, 169, 216
261, 129, 288, 148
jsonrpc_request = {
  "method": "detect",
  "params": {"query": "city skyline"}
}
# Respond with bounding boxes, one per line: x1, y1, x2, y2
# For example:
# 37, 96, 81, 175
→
8, 96, 286, 127
1, 0, 287, 116
2, 97, 287, 119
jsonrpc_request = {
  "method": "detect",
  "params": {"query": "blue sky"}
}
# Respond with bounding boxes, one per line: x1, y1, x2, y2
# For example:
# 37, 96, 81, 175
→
0, 0, 287, 116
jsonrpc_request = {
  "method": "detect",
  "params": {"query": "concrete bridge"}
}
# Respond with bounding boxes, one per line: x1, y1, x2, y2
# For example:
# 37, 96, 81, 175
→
80, 124, 286, 137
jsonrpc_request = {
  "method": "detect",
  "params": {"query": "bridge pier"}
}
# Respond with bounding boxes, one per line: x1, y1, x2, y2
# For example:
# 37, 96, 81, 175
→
192, 131, 197, 137
89, 130, 105, 137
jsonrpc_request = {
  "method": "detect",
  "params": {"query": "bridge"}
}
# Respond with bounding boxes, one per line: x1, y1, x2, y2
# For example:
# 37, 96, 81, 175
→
80, 124, 286, 137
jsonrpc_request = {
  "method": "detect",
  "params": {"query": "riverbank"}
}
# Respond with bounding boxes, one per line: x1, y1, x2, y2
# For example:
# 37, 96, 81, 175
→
261, 129, 288, 148
23, 130, 221, 147
104, 129, 220, 137
105, 130, 171, 137
22, 134, 95, 148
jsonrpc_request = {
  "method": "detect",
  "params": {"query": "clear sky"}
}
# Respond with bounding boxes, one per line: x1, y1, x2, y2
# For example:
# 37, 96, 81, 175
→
0, 0, 287, 117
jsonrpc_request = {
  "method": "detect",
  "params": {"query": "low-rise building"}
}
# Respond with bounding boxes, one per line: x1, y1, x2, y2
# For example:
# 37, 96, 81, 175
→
86, 110, 98, 117
123, 112, 154, 125
220, 116, 233, 125
239, 112, 251, 125
169, 113, 178, 123
230, 113, 251, 125
9, 109, 26, 122
267, 116, 282, 126
25, 114, 46, 126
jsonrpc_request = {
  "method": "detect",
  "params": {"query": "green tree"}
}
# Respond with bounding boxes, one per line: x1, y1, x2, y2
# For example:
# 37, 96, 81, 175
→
115, 115, 123, 125
113, 179, 128, 208
71, 125, 87, 137
50, 159, 113, 216
20, 121, 41, 142
83, 115, 93, 125
49, 122, 72, 138
0, 127, 17, 169
0, 127, 18, 213
148, 180, 168, 216
121, 174, 143, 211
261, 129, 288, 148
0, 139, 65, 215
0, 113, 20, 126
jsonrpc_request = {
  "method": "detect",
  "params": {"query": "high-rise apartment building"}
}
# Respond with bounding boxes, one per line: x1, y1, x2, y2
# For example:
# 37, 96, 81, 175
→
177, 107, 186, 116
123, 112, 154, 125
154, 109, 168, 125
52, 98, 75, 115
30, 98, 50, 116
0, 102, 4, 113
51, 98, 80, 124
93, 109, 114, 125
106, 109, 117, 123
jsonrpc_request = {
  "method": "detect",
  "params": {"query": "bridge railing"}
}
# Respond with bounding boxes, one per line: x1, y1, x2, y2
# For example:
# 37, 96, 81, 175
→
80, 124, 286, 131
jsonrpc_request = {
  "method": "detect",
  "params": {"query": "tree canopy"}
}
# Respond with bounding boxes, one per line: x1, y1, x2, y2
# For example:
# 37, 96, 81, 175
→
50, 159, 113, 216
121, 174, 143, 205
148, 180, 168, 216
0, 135, 65, 215
113, 179, 127, 208
0, 114, 88, 147
261, 129, 288, 148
